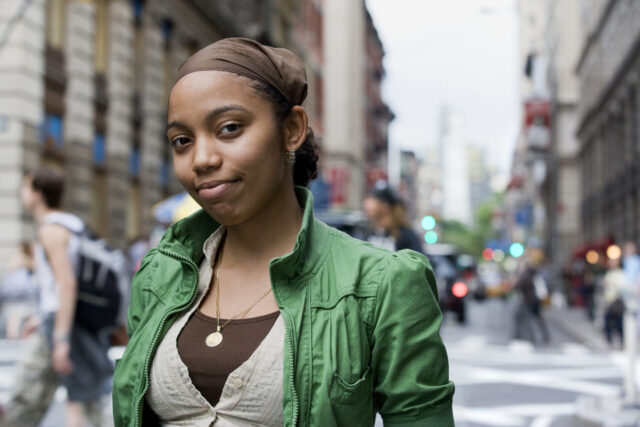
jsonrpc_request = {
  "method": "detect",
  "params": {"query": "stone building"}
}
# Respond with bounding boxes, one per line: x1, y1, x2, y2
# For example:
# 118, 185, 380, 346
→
576, 0, 640, 246
542, 0, 583, 271
322, 0, 392, 210
0, 0, 390, 272
0, 0, 311, 271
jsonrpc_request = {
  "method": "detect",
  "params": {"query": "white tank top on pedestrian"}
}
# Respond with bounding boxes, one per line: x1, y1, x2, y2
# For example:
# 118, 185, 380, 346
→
34, 212, 83, 315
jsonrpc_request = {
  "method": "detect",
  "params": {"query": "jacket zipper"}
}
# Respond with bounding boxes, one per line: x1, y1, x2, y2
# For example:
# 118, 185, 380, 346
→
284, 312, 299, 426
272, 271, 300, 427
133, 249, 199, 427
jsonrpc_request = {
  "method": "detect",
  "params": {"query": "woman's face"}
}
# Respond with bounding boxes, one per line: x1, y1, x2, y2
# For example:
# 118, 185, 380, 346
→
167, 71, 291, 226
364, 197, 394, 231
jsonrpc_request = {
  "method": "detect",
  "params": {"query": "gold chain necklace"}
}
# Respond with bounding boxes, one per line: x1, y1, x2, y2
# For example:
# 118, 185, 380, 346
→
205, 241, 273, 348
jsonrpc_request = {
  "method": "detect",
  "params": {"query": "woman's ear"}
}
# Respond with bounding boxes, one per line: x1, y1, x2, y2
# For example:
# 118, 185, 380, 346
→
283, 106, 309, 151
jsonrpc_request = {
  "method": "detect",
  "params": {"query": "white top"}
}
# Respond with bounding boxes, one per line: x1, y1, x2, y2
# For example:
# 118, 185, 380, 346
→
146, 226, 285, 426
34, 212, 83, 315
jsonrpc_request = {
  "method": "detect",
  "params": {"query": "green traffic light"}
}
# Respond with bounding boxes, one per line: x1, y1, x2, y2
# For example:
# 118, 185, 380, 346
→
424, 231, 438, 244
509, 243, 525, 258
421, 215, 436, 230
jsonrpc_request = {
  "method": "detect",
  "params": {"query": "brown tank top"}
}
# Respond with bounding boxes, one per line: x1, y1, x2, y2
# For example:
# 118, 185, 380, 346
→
177, 309, 280, 406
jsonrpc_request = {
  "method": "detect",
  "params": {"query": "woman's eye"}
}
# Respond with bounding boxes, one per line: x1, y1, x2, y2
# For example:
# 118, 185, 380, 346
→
170, 137, 191, 148
220, 123, 241, 135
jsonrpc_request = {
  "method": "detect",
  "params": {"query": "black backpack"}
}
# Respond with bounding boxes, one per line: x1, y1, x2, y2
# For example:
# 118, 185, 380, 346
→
73, 229, 130, 333
46, 220, 130, 333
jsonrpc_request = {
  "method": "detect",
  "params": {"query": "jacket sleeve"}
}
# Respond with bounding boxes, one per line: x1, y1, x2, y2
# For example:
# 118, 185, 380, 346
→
371, 250, 455, 426
127, 248, 158, 338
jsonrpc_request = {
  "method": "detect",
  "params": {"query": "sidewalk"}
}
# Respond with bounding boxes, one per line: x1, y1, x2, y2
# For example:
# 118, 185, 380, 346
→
546, 306, 640, 426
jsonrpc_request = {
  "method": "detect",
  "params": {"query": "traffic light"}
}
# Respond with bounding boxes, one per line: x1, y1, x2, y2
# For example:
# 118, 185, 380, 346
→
421, 215, 436, 230
424, 231, 438, 244
509, 243, 525, 258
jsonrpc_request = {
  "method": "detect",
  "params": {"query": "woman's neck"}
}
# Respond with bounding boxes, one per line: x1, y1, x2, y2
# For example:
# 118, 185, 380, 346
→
223, 185, 304, 267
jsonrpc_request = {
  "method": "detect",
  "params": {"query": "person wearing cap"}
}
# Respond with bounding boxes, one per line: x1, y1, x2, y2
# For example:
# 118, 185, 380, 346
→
112, 38, 454, 426
363, 185, 425, 254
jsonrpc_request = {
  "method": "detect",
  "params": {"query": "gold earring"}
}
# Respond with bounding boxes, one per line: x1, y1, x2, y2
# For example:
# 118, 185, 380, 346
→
285, 149, 296, 166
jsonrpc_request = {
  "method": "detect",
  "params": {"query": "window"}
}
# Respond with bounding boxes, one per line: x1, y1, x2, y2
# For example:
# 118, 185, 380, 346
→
132, 0, 145, 24
93, 133, 106, 165
40, 114, 64, 148
161, 19, 174, 103
95, 0, 109, 72
46, 0, 66, 48
130, 145, 140, 176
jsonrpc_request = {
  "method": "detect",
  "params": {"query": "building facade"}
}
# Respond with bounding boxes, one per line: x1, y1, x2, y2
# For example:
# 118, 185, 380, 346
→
576, 0, 640, 247
507, 0, 551, 248
0, 0, 306, 270
542, 0, 583, 271
322, 0, 392, 210
0, 0, 390, 272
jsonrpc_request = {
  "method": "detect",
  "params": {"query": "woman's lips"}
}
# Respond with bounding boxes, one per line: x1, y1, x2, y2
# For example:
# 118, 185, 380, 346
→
197, 181, 238, 200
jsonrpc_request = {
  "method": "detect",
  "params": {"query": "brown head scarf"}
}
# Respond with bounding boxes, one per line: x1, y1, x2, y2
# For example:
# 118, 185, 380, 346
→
175, 37, 308, 106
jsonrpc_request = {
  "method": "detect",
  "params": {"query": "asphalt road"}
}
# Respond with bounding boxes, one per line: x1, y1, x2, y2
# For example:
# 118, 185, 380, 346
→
444, 297, 626, 427
0, 297, 627, 426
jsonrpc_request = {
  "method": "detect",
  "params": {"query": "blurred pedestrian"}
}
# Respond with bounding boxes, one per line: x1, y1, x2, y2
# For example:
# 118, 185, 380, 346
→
602, 257, 626, 348
2, 167, 114, 427
513, 262, 550, 345
363, 185, 424, 253
582, 268, 597, 322
0, 242, 38, 339
112, 38, 454, 426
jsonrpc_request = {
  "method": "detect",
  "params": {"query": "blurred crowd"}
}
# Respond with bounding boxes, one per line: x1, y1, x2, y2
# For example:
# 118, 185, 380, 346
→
562, 242, 640, 349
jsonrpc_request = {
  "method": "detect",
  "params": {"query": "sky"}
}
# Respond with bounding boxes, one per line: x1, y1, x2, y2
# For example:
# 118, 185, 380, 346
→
366, 0, 520, 175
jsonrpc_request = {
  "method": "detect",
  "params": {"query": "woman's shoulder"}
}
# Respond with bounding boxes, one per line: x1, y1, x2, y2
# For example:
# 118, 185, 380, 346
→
320, 221, 434, 288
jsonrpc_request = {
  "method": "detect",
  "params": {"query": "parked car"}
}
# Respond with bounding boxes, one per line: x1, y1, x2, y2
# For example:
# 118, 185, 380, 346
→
424, 244, 469, 324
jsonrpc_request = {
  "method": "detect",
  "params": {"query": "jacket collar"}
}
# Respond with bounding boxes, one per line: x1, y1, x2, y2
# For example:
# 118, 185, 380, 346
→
156, 187, 327, 281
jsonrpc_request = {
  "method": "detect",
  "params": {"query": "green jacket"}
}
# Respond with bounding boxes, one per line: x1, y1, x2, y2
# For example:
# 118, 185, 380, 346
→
113, 188, 455, 426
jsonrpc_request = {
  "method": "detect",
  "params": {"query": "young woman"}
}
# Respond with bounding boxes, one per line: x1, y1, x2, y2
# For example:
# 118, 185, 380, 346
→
112, 37, 454, 427
363, 186, 424, 253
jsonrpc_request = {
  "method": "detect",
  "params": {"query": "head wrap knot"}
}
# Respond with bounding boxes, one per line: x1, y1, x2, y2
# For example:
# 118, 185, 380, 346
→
175, 37, 308, 106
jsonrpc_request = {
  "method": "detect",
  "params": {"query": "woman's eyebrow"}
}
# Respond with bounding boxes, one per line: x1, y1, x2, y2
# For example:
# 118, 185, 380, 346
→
166, 105, 249, 134
204, 104, 249, 123
166, 120, 189, 134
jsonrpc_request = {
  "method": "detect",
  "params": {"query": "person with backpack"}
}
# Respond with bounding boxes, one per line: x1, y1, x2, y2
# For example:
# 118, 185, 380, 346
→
2, 167, 114, 427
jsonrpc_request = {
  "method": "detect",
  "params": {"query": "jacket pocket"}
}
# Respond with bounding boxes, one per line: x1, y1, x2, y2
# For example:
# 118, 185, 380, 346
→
329, 366, 372, 405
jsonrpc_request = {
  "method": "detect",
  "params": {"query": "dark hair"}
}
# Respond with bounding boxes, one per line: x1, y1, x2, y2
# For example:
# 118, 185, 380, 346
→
367, 186, 410, 233
251, 80, 319, 187
370, 187, 402, 207
27, 166, 64, 209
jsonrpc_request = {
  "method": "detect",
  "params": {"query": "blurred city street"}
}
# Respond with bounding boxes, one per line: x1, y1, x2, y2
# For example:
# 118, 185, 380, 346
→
444, 299, 635, 426
2, 0, 640, 425
3, 298, 639, 426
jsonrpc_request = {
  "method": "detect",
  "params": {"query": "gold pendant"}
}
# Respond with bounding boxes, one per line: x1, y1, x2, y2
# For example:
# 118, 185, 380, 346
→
205, 331, 223, 347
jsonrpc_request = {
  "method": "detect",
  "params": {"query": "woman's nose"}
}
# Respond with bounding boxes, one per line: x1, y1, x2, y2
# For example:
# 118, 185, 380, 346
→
192, 138, 222, 173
